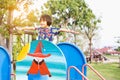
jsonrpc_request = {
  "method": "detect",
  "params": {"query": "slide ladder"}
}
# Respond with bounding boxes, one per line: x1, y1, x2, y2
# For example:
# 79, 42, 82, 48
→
67, 66, 89, 80
82, 64, 106, 80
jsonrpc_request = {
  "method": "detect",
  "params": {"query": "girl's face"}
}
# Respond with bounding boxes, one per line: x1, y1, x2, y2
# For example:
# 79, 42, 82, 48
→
40, 20, 48, 28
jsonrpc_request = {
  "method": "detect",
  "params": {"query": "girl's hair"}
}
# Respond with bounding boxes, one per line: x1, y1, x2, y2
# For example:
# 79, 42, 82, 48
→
40, 14, 52, 26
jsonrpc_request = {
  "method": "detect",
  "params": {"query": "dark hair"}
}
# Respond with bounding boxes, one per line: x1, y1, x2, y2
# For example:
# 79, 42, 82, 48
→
40, 14, 52, 26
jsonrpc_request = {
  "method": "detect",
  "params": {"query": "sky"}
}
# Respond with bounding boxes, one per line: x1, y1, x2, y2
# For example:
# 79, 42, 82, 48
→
85, 0, 120, 48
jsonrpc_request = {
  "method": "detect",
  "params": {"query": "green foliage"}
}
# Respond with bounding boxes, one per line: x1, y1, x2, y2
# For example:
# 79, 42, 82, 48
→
0, 0, 17, 10
0, 24, 10, 38
12, 35, 23, 61
12, 1, 38, 27
43, 0, 88, 27
43, 0, 101, 45
0, 0, 39, 37
43, 0, 101, 34
115, 46, 120, 51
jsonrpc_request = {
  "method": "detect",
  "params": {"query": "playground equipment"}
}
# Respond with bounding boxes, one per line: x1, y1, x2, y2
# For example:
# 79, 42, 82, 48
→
0, 40, 87, 80
0, 46, 11, 80
16, 40, 67, 80
57, 42, 87, 80
16, 40, 87, 80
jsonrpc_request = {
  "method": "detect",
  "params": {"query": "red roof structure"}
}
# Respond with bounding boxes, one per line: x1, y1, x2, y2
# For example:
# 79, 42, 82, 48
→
94, 47, 120, 54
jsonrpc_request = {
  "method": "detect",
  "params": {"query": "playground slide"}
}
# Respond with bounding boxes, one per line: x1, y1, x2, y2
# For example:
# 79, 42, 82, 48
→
16, 40, 67, 80
0, 46, 11, 80
57, 42, 87, 80
0, 40, 87, 80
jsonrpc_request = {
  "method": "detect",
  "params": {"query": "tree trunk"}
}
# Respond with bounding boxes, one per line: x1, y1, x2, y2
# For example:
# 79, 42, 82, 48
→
7, 9, 15, 79
89, 39, 92, 63
0, 34, 7, 48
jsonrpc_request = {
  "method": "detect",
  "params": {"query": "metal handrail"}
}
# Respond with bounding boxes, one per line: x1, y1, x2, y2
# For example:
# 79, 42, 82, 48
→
67, 66, 89, 80
82, 64, 106, 80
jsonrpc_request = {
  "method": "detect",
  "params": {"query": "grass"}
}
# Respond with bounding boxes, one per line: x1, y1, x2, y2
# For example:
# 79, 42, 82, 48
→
87, 62, 120, 80
104, 54, 120, 59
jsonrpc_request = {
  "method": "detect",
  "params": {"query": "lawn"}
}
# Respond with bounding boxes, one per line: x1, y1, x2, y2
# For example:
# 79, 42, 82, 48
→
87, 62, 120, 80
104, 54, 120, 59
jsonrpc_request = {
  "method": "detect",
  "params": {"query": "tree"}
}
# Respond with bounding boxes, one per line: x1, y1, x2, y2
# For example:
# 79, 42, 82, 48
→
0, 0, 39, 52
42, 0, 89, 43
82, 17, 101, 62
78, 6, 101, 62
115, 37, 120, 68
42, 0, 101, 60
0, 0, 39, 79
0, 0, 19, 79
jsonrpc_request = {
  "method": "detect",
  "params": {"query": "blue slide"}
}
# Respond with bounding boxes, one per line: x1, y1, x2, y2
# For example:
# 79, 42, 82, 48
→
57, 42, 87, 80
0, 46, 11, 80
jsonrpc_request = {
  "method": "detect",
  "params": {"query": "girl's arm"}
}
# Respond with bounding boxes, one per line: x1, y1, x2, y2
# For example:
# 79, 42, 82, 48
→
15, 27, 35, 31
58, 28, 79, 34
